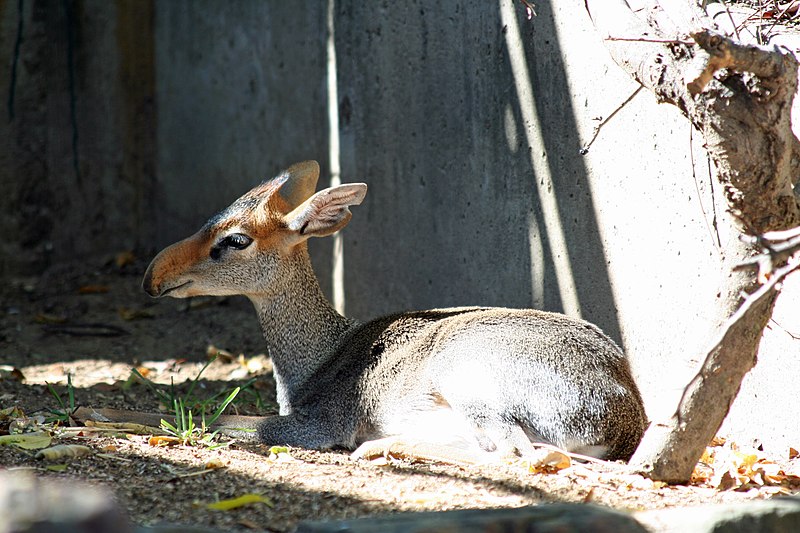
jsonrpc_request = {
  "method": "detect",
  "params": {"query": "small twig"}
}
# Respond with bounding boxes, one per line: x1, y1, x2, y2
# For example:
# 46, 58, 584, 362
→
707, 156, 721, 248
7, 0, 24, 122
770, 318, 800, 340
516, 0, 537, 19
172, 468, 221, 480
722, 0, 742, 41
735, 225, 800, 279
759, 225, 800, 243
707, 1, 756, 40
762, 0, 798, 42
41, 323, 129, 337
689, 125, 720, 252
580, 86, 643, 155
604, 36, 695, 45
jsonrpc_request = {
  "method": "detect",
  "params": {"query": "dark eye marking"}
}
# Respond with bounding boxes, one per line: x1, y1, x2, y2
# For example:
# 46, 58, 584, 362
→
210, 232, 253, 259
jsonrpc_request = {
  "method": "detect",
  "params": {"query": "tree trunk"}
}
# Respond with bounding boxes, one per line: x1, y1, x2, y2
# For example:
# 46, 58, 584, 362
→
584, 0, 800, 482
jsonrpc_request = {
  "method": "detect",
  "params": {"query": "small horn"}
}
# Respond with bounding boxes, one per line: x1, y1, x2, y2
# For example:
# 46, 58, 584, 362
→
275, 161, 320, 211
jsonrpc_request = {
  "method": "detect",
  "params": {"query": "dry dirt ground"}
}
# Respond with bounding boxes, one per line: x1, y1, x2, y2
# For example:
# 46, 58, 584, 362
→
1, 257, 799, 532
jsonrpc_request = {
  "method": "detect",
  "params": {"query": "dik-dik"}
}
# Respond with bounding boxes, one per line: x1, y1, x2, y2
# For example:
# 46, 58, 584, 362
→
143, 161, 646, 463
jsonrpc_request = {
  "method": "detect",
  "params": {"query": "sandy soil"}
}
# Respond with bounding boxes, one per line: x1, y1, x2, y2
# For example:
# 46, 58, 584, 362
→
1, 257, 798, 532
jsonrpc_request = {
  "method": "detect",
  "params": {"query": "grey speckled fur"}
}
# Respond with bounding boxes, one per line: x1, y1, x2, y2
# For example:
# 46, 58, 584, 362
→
143, 161, 647, 462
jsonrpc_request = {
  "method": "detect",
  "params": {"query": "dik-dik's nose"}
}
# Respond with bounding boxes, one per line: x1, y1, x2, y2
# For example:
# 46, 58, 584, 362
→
141, 233, 205, 298
142, 261, 162, 297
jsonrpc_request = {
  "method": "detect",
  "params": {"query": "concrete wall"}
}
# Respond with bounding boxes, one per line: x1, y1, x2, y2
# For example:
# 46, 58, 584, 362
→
1, 0, 797, 453
0, 0, 153, 272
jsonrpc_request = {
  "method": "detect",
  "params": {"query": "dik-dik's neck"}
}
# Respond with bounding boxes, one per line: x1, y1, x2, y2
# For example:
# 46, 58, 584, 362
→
248, 246, 354, 413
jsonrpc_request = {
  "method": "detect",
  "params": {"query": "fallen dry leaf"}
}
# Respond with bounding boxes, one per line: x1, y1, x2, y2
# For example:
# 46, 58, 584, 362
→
148, 435, 182, 447
207, 344, 235, 362
0, 406, 26, 420
205, 458, 226, 469
617, 474, 658, 491
114, 250, 136, 268
691, 461, 714, 485
0, 432, 52, 450
763, 0, 800, 19
36, 444, 93, 460
78, 285, 110, 294
86, 420, 165, 436
692, 439, 800, 492
33, 313, 67, 325
205, 493, 273, 511
118, 307, 156, 321
526, 448, 571, 474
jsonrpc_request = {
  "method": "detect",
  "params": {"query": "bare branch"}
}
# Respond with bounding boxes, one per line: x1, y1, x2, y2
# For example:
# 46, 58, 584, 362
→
580, 87, 643, 155
677, 241, 800, 420
687, 29, 791, 94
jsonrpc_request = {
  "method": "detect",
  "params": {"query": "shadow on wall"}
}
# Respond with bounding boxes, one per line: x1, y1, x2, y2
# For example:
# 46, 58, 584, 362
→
500, 1, 622, 343
334, 0, 622, 344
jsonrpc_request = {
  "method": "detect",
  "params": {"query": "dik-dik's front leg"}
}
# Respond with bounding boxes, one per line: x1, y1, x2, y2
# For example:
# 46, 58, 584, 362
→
217, 413, 342, 450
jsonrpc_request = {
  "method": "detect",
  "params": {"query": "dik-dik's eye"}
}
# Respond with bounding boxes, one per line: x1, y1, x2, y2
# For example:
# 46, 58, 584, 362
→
210, 233, 253, 259
219, 233, 253, 250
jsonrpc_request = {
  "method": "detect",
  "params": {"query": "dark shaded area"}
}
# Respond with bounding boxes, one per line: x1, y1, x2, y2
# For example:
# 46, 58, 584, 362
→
296, 504, 648, 533
0, 260, 263, 364
116, 0, 157, 252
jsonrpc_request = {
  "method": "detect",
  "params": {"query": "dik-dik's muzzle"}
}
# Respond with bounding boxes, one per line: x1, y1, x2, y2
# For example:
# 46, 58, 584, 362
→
142, 234, 204, 298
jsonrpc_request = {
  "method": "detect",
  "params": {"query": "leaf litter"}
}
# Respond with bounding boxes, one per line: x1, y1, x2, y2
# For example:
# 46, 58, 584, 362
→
691, 437, 800, 493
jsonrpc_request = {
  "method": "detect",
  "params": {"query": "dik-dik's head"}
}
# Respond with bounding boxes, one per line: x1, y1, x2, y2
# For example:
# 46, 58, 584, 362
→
142, 161, 367, 299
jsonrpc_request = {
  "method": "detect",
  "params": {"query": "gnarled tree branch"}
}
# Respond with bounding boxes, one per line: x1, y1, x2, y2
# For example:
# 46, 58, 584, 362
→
586, 0, 800, 483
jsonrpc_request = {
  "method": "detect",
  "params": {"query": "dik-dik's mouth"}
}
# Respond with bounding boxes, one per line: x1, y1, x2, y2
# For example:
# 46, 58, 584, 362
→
159, 280, 193, 298
143, 277, 193, 298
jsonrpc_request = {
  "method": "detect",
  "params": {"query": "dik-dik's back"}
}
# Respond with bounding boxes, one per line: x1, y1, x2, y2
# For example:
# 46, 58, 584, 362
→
143, 161, 646, 463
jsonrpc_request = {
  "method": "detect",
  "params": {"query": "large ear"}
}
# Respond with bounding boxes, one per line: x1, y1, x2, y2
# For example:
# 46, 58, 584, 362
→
284, 183, 367, 238
272, 160, 321, 211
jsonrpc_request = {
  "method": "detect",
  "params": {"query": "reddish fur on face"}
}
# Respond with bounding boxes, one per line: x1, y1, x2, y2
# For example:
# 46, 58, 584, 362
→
142, 232, 210, 297
143, 198, 295, 298
144, 163, 319, 298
